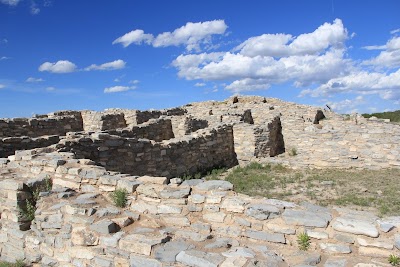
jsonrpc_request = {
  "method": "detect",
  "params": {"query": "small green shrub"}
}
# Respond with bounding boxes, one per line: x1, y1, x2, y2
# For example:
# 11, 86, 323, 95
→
289, 147, 298, 156
110, 188, 128, 208
297, 232, 311, 251
389, 254, 400, 266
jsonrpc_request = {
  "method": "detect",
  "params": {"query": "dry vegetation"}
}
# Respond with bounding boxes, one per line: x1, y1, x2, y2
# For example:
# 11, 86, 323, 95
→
205, 162, 400, 216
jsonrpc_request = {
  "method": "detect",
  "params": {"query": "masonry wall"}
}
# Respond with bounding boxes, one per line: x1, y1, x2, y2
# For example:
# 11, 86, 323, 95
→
57, 124, 238, 177
0, 150, 399, 266
0, 111, 83, 138
107, 118, 175, 142
233, 116, 285, 164
81, 111, 127, 132
0, 135, 60, 158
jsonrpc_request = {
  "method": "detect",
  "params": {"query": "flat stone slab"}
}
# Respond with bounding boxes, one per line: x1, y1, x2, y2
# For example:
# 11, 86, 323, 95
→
221, 247, 255, 258
245, 203, 280, 220
332, 217, 379, 237
119, 233, 169, 256
130, 255, 162, 267
357, 237, 393, 249
176, 250, 225, 267
154, 241, 194, 263
324, 258, 347, 267
159, 186, 191, 199
282, 209, 330, 228
319, 243, 351, 254
193, 180, 233, 192
244, 230, 286, 244
89, 219, 120, 234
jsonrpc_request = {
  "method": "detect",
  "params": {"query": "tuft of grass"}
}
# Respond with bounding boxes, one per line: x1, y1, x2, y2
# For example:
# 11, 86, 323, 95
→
289, 147, 298, 156
0, 259, 25, 267
297, 232, 311, 251
110, 188, 128, 208
389, 254, 400, 266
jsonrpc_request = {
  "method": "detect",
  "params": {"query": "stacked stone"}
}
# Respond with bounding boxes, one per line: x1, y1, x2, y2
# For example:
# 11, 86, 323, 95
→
0, 112, 83, 138
57, 124, 238, 178
1, 148, 400, 265
107, 117, 175, 142
0, 135, 60, 158
81, 111, 127, 132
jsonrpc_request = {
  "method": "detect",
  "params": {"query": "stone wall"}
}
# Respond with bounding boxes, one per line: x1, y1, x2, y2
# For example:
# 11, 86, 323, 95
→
233, 116, 285, 164
0, 150, 399, 266
107, 118, 175, 142
0, 135, 60, 158
81, 111, 127, 132
57, 124, 238, 178
0, 111, 83, 138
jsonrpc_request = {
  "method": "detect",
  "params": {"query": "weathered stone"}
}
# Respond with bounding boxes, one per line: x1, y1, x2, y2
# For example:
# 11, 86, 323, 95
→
332, 217, 379, 237
130, 255, 162, 267
203, 212, 226, 223
194, 180, 233, 192
282, 209, 330, 228
222, 247, 255, 258
357, 237, 393, 249
137, 176, 168, 185
358, 246, 392, 258
306, 229, 329, 239
118, 233, 169, 255
96, 206, 121, 218
157, 204, 182, 214
176, 250, 225, 267
323, 258, 347, 267
117, 179, 141, 193
89, 219, 120, 234
395, 234, 400, 250
245, 204, 280, 220
244, 230, 286, 244
319, 243, 351, 254
159, 186, 190, 199
71, 227, 99, 246
154, 241, 194, 262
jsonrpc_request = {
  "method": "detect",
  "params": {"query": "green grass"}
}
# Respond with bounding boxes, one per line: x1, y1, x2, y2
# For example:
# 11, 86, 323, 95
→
362, 110, 400, 122
206, 162, 400, 216
389, 254, 400, 266
110, 188, 128, 208
0, 260, 25, 267
297, 232, 311, 251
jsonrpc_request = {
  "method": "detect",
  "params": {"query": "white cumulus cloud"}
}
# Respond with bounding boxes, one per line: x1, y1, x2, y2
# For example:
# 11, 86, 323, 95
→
104, 85, 136, 93
363, 36, 400, 68
301, 69, 400, 100
26, 77, 44, 82
236, 19, 347, 57
30, 1, 40, 14
113, 20, 227, 52
153, 20, 228, 51
0, 0, 20, 6
0, 84, 5, 89
194, 82, 206, 87
39, 60, 77, 73
85, 59, 126, 71
112, 29, 154, 47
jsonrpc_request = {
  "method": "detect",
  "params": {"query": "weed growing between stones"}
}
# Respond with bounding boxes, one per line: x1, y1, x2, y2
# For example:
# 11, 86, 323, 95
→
297, 232, 311, 251
110, 188, 128, 208
289, 147, 298, 156
0, 260, 26, 267
19, 178, 53, 221
389, 254, 400, 266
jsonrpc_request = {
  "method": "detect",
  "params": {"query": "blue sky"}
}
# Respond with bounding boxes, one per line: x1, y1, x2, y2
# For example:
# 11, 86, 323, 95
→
1, 0, 399, 118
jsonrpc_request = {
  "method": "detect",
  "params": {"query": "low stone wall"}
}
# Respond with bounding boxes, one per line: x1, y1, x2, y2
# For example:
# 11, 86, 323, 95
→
81, 111, 127, 132
0, 111, 83, 138
107, 118, 175, 142
0, 150, 399, 266
58, 124, 238, 177
234, 116, 285, 164
279, 119, 400, 169
0, 135, 60, 158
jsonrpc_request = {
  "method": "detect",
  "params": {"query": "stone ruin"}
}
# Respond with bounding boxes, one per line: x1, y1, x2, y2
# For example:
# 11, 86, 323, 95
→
0, 95, 400, 266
